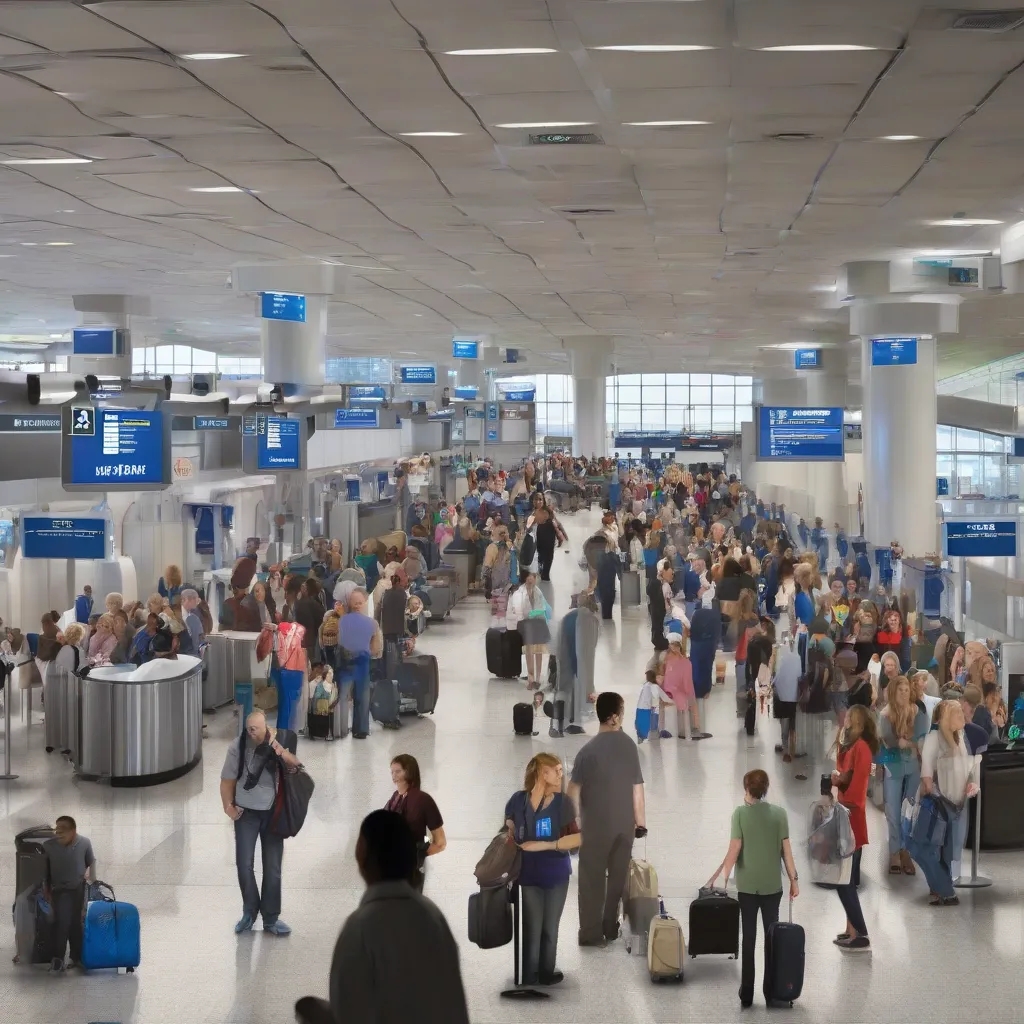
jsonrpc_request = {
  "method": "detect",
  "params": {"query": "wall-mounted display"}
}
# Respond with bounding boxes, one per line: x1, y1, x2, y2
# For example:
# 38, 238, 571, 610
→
62, 407, 170, 490
260, 292, 306, 323
22, 516, 108, 560
756, 406, 844, 462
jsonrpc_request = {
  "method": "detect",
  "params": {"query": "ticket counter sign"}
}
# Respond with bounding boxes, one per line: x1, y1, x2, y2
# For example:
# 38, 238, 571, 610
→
22, 516, 107, 560
944, 520, 1017, 558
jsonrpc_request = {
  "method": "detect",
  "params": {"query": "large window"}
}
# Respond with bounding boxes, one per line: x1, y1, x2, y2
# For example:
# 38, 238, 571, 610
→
498, 374, 574, 438
606, 372, 753, 435
937, 425, 1012, 497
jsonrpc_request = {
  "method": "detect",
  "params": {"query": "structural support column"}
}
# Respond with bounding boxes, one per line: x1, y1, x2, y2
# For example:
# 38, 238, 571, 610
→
565, 338, 612, 458
758, 377, 809, 516
803, 350, 848, 529
70, 294, 150, 378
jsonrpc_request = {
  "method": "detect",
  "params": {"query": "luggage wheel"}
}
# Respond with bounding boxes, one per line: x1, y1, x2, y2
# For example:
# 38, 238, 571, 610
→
126, 967, 135, 973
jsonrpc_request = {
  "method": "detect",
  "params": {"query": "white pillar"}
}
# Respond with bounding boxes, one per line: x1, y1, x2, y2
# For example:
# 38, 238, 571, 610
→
70, 294, 150, 378
565, 338, 612, 458
759, 377, 809, 517
803, 353, 848, 529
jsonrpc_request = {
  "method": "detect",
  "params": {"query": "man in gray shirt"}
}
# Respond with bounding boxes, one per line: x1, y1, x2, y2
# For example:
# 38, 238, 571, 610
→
44, 815, 96, 971
568, 692, 646, 947
220, 711, 300, 937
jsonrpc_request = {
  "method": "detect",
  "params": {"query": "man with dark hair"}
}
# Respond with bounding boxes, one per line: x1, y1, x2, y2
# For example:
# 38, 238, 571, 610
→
320, 811, 469, 1024
44, 815, 96, 971
568, 692, 646, 947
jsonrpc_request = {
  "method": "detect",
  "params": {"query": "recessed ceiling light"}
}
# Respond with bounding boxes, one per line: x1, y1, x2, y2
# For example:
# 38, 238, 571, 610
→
929, 218, 1002, 227
915, 248, 993, 258
188, 186, 248, 193
2, 157, 92, 165
20, 243, 37, 247
57, 209, 76, 213
879, 135, 920, 141
45, 242, 74, 246
49, 333, 63, 339
399, 131, 465, 137
180, 53, 246, 60
759, 44, 878, 52
624, 120, 711, 126
494, 121, 595, 129
593, 44, 714, 52
444, 48, 557, 56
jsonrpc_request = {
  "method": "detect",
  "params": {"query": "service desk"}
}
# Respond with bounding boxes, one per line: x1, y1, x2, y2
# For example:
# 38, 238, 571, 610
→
75, 655, 203, 787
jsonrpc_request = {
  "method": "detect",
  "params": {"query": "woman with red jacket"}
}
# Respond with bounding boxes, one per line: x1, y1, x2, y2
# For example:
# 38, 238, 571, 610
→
875, 605, 909, 671
831, 704, 879, 953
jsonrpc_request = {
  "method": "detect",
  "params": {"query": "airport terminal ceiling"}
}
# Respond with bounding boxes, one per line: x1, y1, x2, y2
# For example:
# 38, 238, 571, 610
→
1, 2, 1024, 374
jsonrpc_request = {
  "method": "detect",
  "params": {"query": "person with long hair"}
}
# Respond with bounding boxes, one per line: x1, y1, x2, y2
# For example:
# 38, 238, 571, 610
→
508, 571, 552, 690
385, 754, 446, 890
831, 704, 879, 952
877, 651, 902, 707
878, 676, 929, 875
505, 753, 581, 986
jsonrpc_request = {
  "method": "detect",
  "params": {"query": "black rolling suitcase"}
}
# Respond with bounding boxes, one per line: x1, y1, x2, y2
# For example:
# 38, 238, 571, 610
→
307, 709, 333, 739
513, 702, 533, 736
688, 887, 740, 958
765, 900, 804, 1006
399, 653, 439, 714
486, 627, 522, 679
468, 884, 513, 948
15, 825, 54, 898
744, 694, 756, 736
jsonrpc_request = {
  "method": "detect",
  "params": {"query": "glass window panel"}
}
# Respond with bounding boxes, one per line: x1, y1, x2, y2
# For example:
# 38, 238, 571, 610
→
735, 385, 752, 405
691, 406, 712, 430
617, 404, 642, 430
712, 407, 735, 431
936, 424, 954, 450
936, 453, 954, 483
641, 373, 665, 386
690, 385, 711, 405
735, 405, 753, 425
642, 383, 665, 407
192, 348, 216, 370
564, 377, 574, 402
617, 384, 641, 405
690, 373, 711, 386
713, 384, 734, 405
665, 407, 689, 431
665, 382, 688, 405
956, 428, 981, 451
956, 454, 981, 492
155, 346, 174, 373
984, 431, 1004, 452
605, 379, 614, 402
982, 455, 1004, 497
240, 358, 262, 375
1007, 463, 1021, 498
565, 398, 574, 427
534, 376, 549, 402
643, 406, 666, 431
546, 376, 565, 401
736, 375, 753, 386
132, 348, 145, 373
619, 374, 642, 386
665, 373, 689, 387
712, 374, 734, 386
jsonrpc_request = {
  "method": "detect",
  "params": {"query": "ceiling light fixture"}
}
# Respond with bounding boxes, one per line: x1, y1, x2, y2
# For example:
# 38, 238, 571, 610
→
879, 135, 920, 141
759, 44, 879, 52
45, 242, 74, 246
399, 131, 465, 137
929, 218, 1002, 227
188, 186, 248, 193
49, 333, 63, 339
915, 248, 993, 258
444, 48, 557, 56
624, 120, 711, 126
2, 157, 92, 165
180, 53, 247, 60
494, 121, 594, 129
593, 44, 714, 52
20, 243, 37, 247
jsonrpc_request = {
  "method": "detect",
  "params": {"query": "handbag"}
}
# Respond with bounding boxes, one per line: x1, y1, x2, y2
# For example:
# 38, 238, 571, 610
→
904, 793, 949, 847
474, 829, 522, 888
270, 765, 315, 838
256, 624, 275, 663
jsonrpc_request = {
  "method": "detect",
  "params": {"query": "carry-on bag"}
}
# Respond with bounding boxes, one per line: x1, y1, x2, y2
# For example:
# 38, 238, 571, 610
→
398, 653, 439, 714
648, 898, 685, 982
370, 678, 400, 727
764, 899, 804, 1006
14, 824, 55, 899
621, 570, 642, 607
306, 708, 332, 739
624, 855, 660, 954
13, 884, 54, 965
687, 886, 740, 958
512, 702, 533, 736
486, 627, 522, 679
81, 887, 141, 971
467, 884, 512, 949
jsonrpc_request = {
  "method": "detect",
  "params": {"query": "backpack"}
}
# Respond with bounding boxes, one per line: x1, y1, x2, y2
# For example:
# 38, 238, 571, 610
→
798, 647, 832, 714
519, 531, 536, 570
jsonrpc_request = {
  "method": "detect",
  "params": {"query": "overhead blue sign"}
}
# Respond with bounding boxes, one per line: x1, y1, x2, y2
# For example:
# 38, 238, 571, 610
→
68, 408, 166, 486
22, 516, 107, 560
257, 416, 301, 470
794, 348, 821, 369
260, 292, 306, 323
242, 416, 258, 436
349, 385, 386, 402
73, 327, 121, 356
195, 416, 230, 430
872, 337, 917, 366
757, 406, 844, 462
501, 389, 536, 402
945, 520, 1017, 558
454, 385, 478, 400
452, 339, 479, 360
334, 407, 379, 428
400, 365, 436, 384
613, 433, 682, 449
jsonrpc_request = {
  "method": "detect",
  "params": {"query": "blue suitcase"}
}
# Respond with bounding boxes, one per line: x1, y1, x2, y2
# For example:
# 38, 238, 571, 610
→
81, 892, 141, 971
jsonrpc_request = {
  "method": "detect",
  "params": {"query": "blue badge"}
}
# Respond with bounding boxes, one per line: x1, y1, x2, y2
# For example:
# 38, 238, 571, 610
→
536, 817, 552, 838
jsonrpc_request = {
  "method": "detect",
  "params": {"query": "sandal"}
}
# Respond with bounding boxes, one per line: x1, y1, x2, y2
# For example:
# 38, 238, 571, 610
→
900, 850, 916, 876
888, 859, 903, 875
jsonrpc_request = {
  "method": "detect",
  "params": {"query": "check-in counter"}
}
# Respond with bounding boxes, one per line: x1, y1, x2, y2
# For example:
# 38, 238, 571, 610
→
204, 630, 266, 710
75, 655, 203, 787
358, 499, 399, 543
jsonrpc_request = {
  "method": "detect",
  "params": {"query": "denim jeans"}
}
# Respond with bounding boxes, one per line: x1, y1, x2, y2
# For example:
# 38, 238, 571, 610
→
882, 766, 921, 856
949, 802, 969, 880
521, 882, 569, 983
234, 807, 284, 924
738, 890, 782, 1004
834, 849, 868, 936
276, 667, 303, 732
908, 834, 956, 899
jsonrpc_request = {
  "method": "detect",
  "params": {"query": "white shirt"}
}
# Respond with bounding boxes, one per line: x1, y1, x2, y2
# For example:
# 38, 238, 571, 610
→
920, 729, 976, 807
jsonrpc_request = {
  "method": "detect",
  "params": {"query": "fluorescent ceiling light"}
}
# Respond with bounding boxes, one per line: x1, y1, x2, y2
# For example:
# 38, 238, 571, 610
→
444, 48, 556, 56
45, 242, 74, 246
400, 131, 465, 137
49, 333, 63, 339
624, 120, 711, 126
766, 343, 815, 350
759, 44, 878, 52
880, 135, 920, 141
593, 44, 714, 52
2, 157, 91, 165
180, 53, 246, 60
812, 284, 838, 292
188, 186, 247, 193
929, 218, 1002, 227
916, 249, 992, 258
494, 121, 594, 129
20, 243, 37, 247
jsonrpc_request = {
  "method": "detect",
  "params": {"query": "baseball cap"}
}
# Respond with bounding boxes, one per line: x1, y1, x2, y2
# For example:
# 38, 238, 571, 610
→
666, 631, 684, 645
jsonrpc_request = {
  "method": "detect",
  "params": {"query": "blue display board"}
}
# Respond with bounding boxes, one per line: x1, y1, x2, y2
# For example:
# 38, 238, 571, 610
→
349, 386, 387, 402
257, 416, 301, 470
73, 327, 122, 356
334, 407, 379, 428
466, 407, 485, 419
794, 348, 821, 369
936, 476, 950, 497
501, 388, 536, 402
260, 292, 306, 323
452, 339, 479, 359
871, 338, 917, 366
65, 408, 168, 488
756, 406, 844, 461
1013, 437, 1024, 458
22, 516, 107, 560
487, 403, 499, 421
191, 505, 216, 555
454, 385, 478, 400
400, 365, 436, 384
487, 427, 499, 442
945, 520, 1017, 558
194, 416, 230, 430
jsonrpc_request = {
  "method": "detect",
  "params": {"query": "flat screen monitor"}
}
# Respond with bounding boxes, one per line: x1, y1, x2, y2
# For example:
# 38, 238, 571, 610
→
62, 406, 171, 490
794, 348, 820, 369
73, 327, 124, 356
260, 292, 306, 323
257, 416, 302, 470
756, 406, 844, 462
22, 516, 108, 560
871, 338, 917, 366
944, 520, 1017, 558
452, 339, 479, 359
400, 365, 436, 384
334, 408, 379, 428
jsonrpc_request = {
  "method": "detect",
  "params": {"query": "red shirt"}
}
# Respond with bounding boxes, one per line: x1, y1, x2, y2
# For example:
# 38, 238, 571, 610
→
836, 739, 872, 849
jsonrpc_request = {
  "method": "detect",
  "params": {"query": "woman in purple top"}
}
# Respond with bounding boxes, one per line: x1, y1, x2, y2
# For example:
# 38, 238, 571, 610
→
335, 588, 382, 739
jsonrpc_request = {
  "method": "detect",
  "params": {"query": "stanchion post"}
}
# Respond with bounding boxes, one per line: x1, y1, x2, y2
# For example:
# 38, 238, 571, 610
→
0, 677, 19, 780
954, 790, 991, 889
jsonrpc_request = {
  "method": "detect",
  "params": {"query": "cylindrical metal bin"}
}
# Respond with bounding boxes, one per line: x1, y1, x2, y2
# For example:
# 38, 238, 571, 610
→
75, 655, 204, 786
203, 630, 264, 710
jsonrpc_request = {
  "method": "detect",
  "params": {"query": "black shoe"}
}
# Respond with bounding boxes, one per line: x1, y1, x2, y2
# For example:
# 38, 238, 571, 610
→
539, 970, 564, 985
566, 725, 586, 734
604, 922, 620, 941
739, 987, 752, 1009
774, 744, 783, 754
578, 935, 607, 948
352, 732, 368, 739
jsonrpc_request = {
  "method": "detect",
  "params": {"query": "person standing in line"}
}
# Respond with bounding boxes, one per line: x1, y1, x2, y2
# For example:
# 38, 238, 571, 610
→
74, 585, 93, 625
43, 815, 96, 972
385, 754, 446, 890
568, 692, 646, 947
706, 770, 798, 1008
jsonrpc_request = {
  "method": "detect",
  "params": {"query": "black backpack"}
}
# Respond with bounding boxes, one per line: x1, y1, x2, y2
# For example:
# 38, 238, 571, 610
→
519, 531, 536, 572
798, 647, 832, 714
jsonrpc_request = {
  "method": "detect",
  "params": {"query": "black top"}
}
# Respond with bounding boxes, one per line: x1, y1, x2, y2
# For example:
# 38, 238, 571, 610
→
294, 597, 326, 651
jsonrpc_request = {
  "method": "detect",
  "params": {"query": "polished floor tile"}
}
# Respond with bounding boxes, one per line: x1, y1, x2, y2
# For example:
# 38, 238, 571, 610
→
1, 508, 1020, 1022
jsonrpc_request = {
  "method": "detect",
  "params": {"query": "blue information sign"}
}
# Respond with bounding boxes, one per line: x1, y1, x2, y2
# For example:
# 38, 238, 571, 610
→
260, 292, 306, 323
945, 521, 1017, 558
68, 409, 166, 486
195, 416, 230, 430
487, 427, 499, 442
501, 389, 536, 402
257, 416, 301, 470
400, 365, 436, 384
452, 339, 479, 360
487, 403, 499, 421
871, 338, 917, 366
453, 385, 478, 400
466, 407, 485, 419
757, 406, 844, 462
73, 328, 121, 356
794, 348, 821, 369
936, 476, 950, 497
22, 516, 107, 560
349, 386, 387, 402
334, 407, 379, 428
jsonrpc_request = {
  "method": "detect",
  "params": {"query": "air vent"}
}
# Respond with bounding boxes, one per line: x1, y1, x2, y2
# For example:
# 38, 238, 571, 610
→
768, 132, 822, 142
528, 133, 603, 145
951, 10, 1024, 31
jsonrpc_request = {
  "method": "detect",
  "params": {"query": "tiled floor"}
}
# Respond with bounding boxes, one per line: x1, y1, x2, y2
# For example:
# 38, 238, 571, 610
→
1, 507, 1021, 1023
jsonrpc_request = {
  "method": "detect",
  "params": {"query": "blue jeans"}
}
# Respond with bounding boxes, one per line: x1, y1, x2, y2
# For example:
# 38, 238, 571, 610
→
338, 663, 371, 735
882, 766, 921, 856
908, 832, 956, 899
949, 803, 969, 879
521, 882, 569, 984
276, 667, 303, 732
234, 807, 284, 924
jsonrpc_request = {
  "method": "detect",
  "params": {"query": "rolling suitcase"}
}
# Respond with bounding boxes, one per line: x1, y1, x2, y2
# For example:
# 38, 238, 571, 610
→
81, 891, 141, 971
513, 702, 533, 736
421, 580, 454, 619
399, 653, 439, 714
688, 886, 740, 958
13, 884, 54, 965
15, 824, 55, 898
765, 900, 804, 1006
467, 884, 512, 949
624, 856, 659, 955
306, 709, 332, 739
370, 678, 400, 727
744, 695, 756, 736
621, 570, 642, 607
486, 627, 522, 679
648, 899, 685, 982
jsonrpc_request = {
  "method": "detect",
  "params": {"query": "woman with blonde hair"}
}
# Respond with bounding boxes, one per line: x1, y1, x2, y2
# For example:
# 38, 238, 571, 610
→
504, 753, 581, 986
878, 675, 929, 875
87, 613, 117, 667
158, 564, 183, 605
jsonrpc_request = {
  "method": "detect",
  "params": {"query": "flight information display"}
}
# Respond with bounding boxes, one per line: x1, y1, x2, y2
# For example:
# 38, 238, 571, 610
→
63, 407, 170, 489
73, 327, 123, 356
260, 292, 306, 323
257, 416, 301, 470
756, 406, 844, 462
22, 516, 108, 560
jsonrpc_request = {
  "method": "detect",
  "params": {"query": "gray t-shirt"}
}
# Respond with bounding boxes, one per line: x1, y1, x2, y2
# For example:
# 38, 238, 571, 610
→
570, 730, 644, 837
44, 835, 95, 890
221, 736, 279, 810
